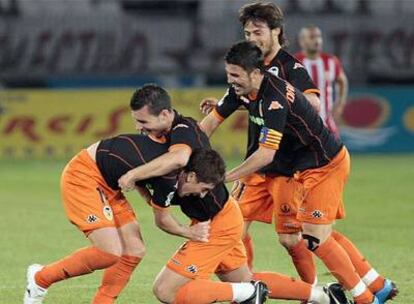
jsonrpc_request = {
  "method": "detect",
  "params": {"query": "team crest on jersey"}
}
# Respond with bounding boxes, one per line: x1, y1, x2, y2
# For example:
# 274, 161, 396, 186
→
103, 206, 113, 221
268, 101, 284, 111
186, 264, 198, 274
293, 62, 304, 70
267, 66, 279, 77
86, 214, 99, 223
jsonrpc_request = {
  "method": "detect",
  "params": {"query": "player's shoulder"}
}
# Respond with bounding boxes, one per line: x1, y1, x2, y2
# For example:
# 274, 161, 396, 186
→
321, 52, 340, 61
263, 73, 288, 98
276, 49, 302, 65
172, 112, 197, 131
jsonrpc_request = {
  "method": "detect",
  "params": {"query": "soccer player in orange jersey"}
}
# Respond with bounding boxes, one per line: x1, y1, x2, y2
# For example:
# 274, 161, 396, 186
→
295, 25, 348, 138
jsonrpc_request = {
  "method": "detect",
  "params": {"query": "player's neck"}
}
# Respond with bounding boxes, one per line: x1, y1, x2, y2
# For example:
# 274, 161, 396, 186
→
305, 51, 320, 60
264, 44, 281, 65
251, 74, 264, 97
165, 110, 176, 133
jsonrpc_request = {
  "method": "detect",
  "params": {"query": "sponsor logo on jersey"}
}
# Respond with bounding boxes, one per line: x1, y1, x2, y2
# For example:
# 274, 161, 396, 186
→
249, 115, 264, 126
268, 101, 284, 111
86, 214, 99, 223
267, 66, 279, 77
103, 205, 113, 221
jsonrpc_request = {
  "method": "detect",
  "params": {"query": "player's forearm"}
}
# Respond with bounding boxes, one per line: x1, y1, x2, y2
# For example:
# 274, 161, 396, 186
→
225, 146, 275, 183
200, 113, 222, 138
154, 209, 192, 239
129, 150, 189, 181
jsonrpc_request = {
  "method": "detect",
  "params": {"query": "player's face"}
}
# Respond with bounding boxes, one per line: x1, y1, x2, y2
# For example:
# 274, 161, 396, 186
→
301, 28, 323, 53
179, 172, 216, 198
225, 63, 254, 96
131, 106, 169, 137
244, 20, 279, 58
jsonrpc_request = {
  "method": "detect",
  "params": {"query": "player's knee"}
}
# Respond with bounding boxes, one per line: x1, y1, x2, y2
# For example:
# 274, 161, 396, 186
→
131, 246, 146, 258
153, 281, 174, 303
302, 234, 321, 252
278, 233, 301, 249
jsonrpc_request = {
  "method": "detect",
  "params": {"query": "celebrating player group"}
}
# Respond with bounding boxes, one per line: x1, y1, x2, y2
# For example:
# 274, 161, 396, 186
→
24, 2, 397, 304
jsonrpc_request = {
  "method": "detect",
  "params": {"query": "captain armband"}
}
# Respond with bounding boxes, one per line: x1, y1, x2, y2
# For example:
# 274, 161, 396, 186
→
259, 127, 283, 150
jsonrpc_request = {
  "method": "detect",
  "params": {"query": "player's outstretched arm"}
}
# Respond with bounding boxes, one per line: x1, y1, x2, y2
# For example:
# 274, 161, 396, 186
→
225, 146, 276, 183
153, 208, 210, 242
199, 112, 222, 138
118, 147, 192, 191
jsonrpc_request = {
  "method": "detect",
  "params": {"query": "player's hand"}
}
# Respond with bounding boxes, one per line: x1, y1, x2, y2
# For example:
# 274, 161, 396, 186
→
118, 170, 136, 192
200, 98, 218, 115
189, 220, 210, 242
230, 180, 245, 201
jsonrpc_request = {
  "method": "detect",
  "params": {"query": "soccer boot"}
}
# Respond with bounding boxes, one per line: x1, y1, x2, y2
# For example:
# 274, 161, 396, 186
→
375, 279, 398, 303
326, 282, 352, 304
24, 264, 47, 304
239, 281, 269, 304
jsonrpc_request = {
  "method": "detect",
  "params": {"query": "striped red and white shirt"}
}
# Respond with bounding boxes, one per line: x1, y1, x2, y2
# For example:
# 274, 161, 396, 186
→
295, 52, 343, 136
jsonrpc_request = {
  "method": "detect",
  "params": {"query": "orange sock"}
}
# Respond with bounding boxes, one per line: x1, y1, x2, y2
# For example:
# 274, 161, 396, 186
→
173, 280, 233, 304
288, 239, 317, 284
243, 233, 254, 270
314, 236, 373, 304
35, 247, 119, 289
93, 255, 142, 304
253, 272, 311, 300
332, 230, 385, 294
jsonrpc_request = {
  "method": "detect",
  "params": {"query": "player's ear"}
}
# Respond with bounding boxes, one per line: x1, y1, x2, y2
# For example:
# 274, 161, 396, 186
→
271, 27, 280, 40
186, 172, 198, 183
159, 109, 170, 119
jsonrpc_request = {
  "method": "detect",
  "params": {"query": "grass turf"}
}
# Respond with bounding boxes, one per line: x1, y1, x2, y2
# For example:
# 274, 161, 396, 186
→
0, 154, 413, 303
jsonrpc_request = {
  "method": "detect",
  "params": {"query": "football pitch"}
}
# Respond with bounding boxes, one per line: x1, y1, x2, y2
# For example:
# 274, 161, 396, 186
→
1, 154, 413, 303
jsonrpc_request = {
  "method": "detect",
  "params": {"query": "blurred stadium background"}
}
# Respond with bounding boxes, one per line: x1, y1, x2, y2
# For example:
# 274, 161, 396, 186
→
1, 0, 413, 303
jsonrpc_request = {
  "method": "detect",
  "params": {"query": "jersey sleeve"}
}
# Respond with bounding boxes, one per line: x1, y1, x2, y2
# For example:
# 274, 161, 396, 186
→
149, 178, 176, 210
259, 90, 289, 150
169, 122, 198, 153
213, 87, 242, 121
286, 60, 320, 96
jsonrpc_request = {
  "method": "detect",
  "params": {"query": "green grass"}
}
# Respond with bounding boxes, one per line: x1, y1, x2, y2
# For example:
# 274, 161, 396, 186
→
1, 154, 413, 303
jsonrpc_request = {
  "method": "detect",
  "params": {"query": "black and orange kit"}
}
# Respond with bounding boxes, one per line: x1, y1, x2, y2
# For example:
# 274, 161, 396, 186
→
149, 111, 248, 279
214, 72, 349, 225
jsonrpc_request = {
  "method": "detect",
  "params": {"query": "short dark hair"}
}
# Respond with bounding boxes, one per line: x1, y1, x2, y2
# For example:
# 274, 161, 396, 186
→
130, 84, 172, 115
225, 41, 264, 72
239, 1, 287, 47
184, 149, 226, 185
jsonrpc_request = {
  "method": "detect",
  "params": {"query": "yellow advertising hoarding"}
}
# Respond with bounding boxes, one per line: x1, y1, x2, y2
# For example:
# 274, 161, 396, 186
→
0, 89, 247, 159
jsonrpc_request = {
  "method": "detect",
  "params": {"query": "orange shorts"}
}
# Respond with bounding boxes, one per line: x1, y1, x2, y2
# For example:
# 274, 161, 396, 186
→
295, 147, 350, 225
166, 199, 246, 279
61, 150, 137, 235
236, 174, 302, 234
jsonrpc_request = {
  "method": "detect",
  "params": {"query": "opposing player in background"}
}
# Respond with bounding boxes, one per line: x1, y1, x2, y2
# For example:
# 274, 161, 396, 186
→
201, 1, 321, 286
295, 25, 348, 138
